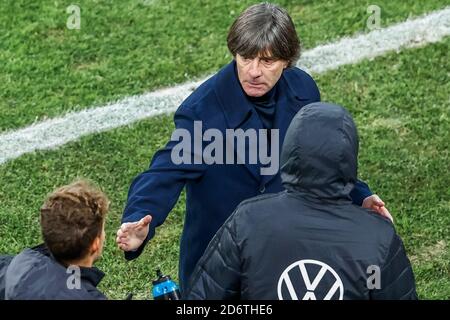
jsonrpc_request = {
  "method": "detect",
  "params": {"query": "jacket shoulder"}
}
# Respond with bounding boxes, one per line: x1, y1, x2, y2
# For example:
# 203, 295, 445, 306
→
284, 66, 315, 83
234, 192, 286, 218
175, 75, 225, 127
177, 75, 218, 113
283, 67, 320, 102
220, 193, 286, 239
362, 208, 396, 233
352, 207, 399, 253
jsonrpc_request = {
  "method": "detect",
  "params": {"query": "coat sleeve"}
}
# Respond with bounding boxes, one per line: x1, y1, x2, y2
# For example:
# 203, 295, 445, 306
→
350, 179, 373, 206
370, 232, 418, 300
183, 211, 241, 300
122, 104, 207, 260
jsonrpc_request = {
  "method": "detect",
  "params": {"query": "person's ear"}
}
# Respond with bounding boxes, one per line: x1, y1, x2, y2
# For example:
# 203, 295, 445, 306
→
90, 236, 101, 255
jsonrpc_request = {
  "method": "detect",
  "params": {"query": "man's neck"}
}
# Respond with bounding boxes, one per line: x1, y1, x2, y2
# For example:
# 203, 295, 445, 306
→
61, 255, 95, 268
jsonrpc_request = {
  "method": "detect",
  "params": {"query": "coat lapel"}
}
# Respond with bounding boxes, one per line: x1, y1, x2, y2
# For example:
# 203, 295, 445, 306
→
214, 60, 263, 183
214, 62, 315, 186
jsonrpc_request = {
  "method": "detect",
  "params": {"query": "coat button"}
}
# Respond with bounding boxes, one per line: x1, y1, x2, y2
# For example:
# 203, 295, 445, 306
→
259, 185, 265, 193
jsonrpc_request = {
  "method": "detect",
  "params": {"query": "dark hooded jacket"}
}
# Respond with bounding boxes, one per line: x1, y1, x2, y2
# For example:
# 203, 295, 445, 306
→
0, 244, 106, 300
184, 102, 417, 300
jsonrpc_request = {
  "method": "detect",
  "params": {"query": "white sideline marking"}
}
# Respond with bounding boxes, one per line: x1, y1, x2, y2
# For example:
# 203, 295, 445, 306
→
1, 7, 450, 165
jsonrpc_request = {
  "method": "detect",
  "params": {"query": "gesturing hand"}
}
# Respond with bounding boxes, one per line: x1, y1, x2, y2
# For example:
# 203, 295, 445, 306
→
362, 194, 394, 223
116, 215, 152, 251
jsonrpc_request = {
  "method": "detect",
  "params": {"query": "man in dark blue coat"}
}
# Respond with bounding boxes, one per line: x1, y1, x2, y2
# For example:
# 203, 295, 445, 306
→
116, 3, 392, 290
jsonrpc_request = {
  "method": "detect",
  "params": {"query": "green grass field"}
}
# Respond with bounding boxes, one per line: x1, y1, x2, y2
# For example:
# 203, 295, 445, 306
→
0, 0, 449, 299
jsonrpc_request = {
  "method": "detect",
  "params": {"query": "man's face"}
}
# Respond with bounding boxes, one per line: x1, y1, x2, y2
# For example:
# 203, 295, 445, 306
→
236, 53, 288, 97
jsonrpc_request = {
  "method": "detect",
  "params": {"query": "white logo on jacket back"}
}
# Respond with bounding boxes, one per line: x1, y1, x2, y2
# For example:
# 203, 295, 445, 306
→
277, 259, 344, 300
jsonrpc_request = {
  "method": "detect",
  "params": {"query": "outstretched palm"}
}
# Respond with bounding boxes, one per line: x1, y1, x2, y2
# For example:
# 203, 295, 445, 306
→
116, 215, 152, 251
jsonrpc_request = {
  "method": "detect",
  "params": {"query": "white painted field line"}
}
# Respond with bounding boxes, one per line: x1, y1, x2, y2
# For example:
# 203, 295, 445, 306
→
1, 7, 449, 165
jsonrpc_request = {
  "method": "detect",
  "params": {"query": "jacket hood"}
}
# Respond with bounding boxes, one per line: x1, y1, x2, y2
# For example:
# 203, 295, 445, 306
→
280, 102, 358, 201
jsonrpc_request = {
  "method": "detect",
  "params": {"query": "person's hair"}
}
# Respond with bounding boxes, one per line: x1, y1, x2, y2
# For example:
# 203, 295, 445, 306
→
40, 179, 109, 262
227, 2, 301, 67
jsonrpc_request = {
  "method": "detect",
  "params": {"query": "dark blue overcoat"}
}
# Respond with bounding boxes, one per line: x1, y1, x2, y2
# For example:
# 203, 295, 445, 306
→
122, 61, 372, 288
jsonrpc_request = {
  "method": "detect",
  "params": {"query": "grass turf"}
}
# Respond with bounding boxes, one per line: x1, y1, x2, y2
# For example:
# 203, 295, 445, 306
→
1, 0, 449, 131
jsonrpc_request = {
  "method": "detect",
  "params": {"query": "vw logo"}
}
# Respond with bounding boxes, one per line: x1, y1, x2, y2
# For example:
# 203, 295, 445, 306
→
277, 259, 344, 300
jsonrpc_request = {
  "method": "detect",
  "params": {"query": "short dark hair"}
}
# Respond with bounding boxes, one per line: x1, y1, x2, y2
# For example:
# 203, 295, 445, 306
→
40, 179, 109, 262
227, 2, 300, 67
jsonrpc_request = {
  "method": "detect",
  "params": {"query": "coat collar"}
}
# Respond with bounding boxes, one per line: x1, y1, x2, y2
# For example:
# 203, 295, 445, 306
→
213, 60, 312, 184
80, 266, 105, 287
32, 243, 105, 288
213, 60, 254, 129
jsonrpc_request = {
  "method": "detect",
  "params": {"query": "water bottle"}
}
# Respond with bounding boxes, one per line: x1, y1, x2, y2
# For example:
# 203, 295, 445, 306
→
152, 269, 181, 300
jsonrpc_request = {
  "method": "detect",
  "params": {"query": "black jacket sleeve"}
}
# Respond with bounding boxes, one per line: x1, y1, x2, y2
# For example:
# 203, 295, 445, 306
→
184, 212, 241, 300
371, 233, 418, 300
